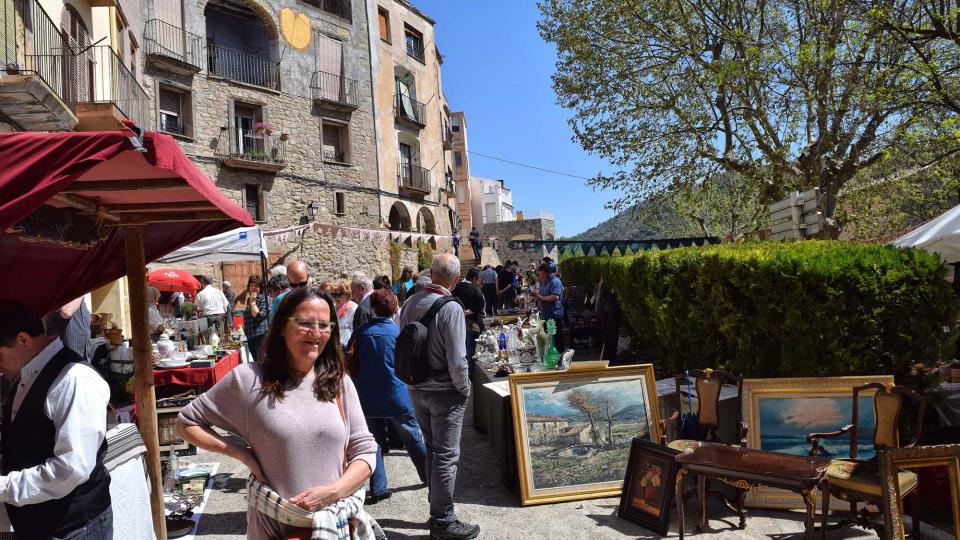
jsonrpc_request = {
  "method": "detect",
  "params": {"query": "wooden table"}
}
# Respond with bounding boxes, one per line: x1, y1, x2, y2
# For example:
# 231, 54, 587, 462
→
674, 443, 831, 539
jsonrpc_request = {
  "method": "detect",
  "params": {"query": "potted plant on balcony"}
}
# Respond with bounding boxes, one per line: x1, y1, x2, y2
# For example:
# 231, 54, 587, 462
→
254, 121, 273, 136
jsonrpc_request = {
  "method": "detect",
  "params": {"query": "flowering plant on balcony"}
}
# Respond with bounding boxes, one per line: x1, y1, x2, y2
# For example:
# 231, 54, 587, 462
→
254, 121, 273, 135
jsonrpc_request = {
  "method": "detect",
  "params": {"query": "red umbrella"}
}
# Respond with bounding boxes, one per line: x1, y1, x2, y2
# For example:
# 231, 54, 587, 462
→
147, 268, 200, 293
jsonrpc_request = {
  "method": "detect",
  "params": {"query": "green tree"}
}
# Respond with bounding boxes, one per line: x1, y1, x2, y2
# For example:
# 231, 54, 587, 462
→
565, 390, 603, 446
538, 0, 940, 235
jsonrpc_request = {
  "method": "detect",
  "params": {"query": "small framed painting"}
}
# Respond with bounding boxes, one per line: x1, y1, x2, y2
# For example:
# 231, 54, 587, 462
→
618, 438, 680, 535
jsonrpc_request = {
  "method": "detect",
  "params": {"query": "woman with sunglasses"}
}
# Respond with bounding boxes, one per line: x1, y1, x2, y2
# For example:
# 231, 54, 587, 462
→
176, 287, 377, 539
239, 275, 269, 362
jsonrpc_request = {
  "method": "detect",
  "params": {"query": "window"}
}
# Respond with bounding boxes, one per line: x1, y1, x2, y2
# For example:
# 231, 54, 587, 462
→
404, 25, 424, 63
454, 151, 462, 168
321, 121, 349, 163
334, 192, 346, 215
128, 31, 138, 75
457, 187, 465, 204
451, 116, 460, 132
377, 7, 390, 42
244, 184, 265, 222
300, 0, 352, 21
233, 101, 266, 156
158, 85, 192, 136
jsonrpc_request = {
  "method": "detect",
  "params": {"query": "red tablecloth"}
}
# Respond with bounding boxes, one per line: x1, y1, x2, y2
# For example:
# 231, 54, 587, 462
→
153, 350, 241, 388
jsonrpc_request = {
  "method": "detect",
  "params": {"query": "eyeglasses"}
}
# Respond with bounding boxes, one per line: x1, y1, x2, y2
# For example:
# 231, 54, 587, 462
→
287, 318, 337, 333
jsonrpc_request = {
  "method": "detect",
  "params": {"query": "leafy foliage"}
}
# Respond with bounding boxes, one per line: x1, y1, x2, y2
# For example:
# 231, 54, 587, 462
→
538, 0, 958, 234
560, 243, 956, 388
416, 240, 434, 272
389, 241, 404, 282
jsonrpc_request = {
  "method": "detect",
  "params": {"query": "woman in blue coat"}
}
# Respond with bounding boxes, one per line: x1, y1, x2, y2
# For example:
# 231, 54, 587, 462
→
353, 288, 427, 503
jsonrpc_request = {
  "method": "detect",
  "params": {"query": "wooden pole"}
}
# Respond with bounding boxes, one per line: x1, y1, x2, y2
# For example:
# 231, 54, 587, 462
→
123, 225, 167, 540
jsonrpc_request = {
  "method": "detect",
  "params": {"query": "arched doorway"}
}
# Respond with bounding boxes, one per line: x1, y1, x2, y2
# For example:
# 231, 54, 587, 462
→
388, 201, 411, 232
416, 207, 436, 234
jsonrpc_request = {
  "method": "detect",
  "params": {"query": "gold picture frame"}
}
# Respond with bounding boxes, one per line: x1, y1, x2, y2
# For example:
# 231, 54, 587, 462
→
741, 375, 895, 509
880, 444, 960, 540
509, 364, 662, 506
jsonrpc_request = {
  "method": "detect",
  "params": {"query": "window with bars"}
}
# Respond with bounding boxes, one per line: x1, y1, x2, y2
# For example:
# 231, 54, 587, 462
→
404, 26, 424, 63
244, 184, 265, 222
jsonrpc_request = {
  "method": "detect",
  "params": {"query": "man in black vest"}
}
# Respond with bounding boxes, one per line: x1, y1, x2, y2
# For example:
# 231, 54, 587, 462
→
0, 300, 112, 539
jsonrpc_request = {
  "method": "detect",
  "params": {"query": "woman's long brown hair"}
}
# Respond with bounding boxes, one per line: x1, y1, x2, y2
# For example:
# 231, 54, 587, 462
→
259, 287, 345, 401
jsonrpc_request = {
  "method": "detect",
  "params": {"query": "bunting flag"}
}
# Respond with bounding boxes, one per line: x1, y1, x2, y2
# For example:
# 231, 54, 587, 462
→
506, 236, 721, 256
263, 223, 449, 245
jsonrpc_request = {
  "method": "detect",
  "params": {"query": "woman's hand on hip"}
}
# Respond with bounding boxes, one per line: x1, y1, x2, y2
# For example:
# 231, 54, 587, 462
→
231, 445, 264, 480
289, 484, 340, 511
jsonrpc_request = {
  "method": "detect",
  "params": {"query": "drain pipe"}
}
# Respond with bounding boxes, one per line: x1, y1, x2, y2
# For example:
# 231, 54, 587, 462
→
364, 1, 384, 228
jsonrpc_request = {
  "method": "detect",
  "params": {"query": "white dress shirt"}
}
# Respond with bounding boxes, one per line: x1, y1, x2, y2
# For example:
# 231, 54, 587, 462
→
0, 338, 110, 506
195, 285, 229, 316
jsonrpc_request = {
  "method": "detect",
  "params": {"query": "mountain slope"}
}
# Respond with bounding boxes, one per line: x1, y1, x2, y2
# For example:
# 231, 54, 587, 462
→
571, 198, 698, 240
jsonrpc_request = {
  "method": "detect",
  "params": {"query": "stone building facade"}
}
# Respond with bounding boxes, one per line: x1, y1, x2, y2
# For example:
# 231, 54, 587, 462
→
370, 0, 456, 249
481, 218, 558, 269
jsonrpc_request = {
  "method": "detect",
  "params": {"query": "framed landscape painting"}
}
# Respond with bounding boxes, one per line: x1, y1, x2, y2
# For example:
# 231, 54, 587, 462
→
618, 438, 680, 535
741, 375, 895, 509
509, 364, 661, 506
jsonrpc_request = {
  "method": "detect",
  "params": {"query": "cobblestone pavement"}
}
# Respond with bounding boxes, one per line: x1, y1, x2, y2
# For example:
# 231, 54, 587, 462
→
190, 400, 930, 539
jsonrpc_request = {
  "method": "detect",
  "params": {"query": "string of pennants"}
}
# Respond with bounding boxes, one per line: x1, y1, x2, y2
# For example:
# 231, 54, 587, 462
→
508, 236, 721, 256
263, 222, 450, 244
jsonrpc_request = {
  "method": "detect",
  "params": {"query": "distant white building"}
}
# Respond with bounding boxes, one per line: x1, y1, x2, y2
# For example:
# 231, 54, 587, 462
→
526, 414, 569, 444
470, 176, 514, 226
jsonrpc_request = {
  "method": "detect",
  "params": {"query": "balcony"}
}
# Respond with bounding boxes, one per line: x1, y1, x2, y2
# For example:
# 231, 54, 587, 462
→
443, 125, 453, 149
71, 46, 150, 131
159, 115, 185, 136
311, 71, 359, 112
0, 0, 77, 130
314, 0, 352, 22
394, 94, 426, 129
207, 43, 279, 91
144, 19, 203, 76
398, 162, 431, 197
216, 126, 287, 172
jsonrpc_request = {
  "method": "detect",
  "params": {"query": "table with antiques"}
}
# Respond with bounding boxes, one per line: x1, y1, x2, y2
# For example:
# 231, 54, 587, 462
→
673, 442, 831, 540
153, 348, 241, 390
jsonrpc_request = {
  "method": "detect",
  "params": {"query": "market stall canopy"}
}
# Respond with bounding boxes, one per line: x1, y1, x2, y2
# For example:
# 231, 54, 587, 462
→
891, 204, 960, 263
154, 226, 268, 264
146, 268, 201, 293
0, 131, 253, 314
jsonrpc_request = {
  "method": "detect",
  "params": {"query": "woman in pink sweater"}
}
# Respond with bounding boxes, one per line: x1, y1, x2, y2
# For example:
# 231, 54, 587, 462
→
176, 287, 377, 539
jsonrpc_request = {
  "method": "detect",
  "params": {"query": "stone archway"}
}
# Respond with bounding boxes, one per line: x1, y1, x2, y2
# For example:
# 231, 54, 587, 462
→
388, 201, 412, 232
416, 207, 436, 234
202, 0, 279, 41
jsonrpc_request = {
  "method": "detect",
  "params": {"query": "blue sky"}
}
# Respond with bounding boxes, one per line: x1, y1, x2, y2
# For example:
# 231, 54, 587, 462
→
416, 0, 624, 237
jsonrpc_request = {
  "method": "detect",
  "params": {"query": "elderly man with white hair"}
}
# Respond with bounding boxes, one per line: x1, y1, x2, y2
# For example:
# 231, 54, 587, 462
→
398, 254, 478, 540
146, 286, 164, 340
349, 272, 375, 341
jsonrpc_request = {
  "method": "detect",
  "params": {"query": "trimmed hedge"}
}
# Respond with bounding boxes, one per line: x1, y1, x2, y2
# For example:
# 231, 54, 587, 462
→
561, 242, 957, 384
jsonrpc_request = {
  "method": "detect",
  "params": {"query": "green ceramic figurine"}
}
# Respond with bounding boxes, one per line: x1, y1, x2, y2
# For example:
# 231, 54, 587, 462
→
543, 319, 560, 369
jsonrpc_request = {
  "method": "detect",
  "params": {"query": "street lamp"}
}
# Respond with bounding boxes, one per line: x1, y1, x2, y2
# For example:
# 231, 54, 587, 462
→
306, 201, 319, 222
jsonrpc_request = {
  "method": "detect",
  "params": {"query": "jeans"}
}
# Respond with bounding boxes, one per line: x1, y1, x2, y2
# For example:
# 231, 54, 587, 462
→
247, 334, 265, 362
409, 388, 468, 525
481, 284, 497, 316
53, 507, 113, 540
453, 243, 460, 257
367, 411, 428, 496
471, 242, 481, 261
499, 290, 516, 310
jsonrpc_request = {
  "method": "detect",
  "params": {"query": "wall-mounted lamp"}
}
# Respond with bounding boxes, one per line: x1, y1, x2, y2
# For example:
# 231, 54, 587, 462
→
307, 201, 320, 222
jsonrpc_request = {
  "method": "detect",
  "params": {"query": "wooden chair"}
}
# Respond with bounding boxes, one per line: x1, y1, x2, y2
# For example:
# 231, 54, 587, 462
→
806, 383, 926, 535
661, 369, 749, 529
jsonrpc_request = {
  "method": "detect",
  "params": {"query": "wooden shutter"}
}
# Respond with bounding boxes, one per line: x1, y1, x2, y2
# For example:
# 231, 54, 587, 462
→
316, 33, 342, 101
377, 9, 390, 42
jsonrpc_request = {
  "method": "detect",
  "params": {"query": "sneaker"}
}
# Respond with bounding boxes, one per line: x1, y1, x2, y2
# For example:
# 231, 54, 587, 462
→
365, 490, 392, 505
429, 520, 480, 540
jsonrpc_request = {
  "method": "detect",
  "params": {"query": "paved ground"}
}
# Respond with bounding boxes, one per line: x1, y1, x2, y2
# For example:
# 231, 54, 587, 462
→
189, 400, 929, 539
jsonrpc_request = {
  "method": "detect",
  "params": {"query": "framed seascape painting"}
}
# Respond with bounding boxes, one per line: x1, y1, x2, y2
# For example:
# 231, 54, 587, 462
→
618, 438, 680, 535
509, 364, 661, 506
741, 375, 895, 509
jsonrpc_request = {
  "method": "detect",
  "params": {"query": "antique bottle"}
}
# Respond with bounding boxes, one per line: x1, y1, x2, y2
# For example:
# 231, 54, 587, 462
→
543, 319, 560, 369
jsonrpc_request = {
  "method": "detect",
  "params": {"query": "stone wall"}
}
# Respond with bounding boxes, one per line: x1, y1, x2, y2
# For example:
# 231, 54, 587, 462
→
481, 219, 558, 269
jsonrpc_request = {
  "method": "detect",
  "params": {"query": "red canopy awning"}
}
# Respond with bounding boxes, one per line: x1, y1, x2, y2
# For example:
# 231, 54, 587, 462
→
0, 131, 253, 314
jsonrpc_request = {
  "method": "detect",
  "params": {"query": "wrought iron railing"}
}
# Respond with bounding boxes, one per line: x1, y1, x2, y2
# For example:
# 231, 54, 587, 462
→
217, 126, 286, 164
144, 19, 203, 70
322, 147, 345, 162
82, 46, 150, 129
394, 93, 426, 126
159, 114, 184, 135
207, 43, 279, 90
398, 162, 431, 193
320, 0, 351, 21
2, 0, 67, 103
310, 70, 358, 108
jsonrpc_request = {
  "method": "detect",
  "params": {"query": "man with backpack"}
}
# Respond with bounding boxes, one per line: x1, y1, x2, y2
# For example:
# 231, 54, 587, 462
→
395, 253, 479, 540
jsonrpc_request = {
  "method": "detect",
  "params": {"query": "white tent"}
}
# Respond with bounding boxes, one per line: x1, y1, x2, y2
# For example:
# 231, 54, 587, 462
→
891, 204, 960, 263
154, 226, 267, 263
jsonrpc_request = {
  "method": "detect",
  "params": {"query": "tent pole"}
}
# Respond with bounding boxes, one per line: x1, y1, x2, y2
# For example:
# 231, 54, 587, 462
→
124, 225, 167, 540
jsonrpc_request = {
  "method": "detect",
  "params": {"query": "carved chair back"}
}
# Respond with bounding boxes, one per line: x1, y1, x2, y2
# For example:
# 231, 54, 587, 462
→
672, 368, 743, 444
850, 383, 926, 460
